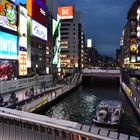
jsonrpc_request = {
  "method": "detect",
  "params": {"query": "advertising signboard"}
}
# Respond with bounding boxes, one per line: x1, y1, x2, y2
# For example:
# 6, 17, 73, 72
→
0, 0, 17, 31
14, 0, 26, 5
0, 31, 18, 60
18, 51, 27, 75
31, 19, 47, 41
52, 15, 61, 66
0, 59, 17, 80
87, 39, 92, 48
58, 6, 73, 19
137, 7, 140, 50
18, 5, 27, 76
26, 0, 47, 25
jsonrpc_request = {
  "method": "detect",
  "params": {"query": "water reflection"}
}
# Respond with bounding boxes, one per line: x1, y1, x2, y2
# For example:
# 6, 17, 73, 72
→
40, 77, 140, 137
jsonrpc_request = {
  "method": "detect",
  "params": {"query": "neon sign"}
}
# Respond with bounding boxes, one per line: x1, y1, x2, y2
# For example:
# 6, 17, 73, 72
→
0, 31, 18, 60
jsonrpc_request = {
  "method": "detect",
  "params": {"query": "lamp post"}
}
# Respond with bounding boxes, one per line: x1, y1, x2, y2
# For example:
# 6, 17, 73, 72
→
35, 65, 38, 94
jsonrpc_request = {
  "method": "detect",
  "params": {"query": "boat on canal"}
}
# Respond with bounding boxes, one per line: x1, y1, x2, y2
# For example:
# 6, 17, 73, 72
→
93, 100, 123, 127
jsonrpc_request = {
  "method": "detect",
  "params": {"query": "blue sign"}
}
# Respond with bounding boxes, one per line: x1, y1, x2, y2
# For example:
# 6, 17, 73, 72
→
138, 41, 140, 47
0, 31, 18, 60
137, 56, 140, 61
14, 0, 26, 5
34, 0, 47, 10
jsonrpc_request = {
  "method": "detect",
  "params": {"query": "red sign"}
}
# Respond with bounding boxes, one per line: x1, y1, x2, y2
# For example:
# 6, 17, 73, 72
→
26, 0, 47, 26
58, 6, 73, 19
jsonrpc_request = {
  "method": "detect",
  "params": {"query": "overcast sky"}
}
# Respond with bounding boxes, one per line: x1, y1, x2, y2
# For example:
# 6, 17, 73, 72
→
70, 0, 133, 57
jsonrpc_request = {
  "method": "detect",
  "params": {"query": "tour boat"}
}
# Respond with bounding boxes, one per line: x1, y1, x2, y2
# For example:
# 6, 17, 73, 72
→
93, 100, 123, 126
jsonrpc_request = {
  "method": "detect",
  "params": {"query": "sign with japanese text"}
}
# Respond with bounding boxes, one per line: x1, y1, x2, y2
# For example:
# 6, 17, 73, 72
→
18, 51, 27, 75
18, 5, 28, 76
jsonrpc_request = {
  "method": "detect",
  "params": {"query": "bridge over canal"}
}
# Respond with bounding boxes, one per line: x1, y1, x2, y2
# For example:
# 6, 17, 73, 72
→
82, 68, 120, 78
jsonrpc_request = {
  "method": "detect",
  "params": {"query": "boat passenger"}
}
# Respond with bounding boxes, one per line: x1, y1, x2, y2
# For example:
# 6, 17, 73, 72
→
97, 109, 107, 122
111, 109, 119, 123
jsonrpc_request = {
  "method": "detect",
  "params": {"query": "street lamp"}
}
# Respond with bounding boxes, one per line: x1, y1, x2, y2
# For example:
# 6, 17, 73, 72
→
35, 65, 38, 94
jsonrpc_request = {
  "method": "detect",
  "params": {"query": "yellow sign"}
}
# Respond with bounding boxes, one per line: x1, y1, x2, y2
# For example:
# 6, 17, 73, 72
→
18, 51, 27, 75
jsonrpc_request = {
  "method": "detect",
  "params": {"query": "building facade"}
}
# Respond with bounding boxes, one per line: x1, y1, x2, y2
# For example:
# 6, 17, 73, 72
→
59, 8, 82, 72
0, 0, 55, 80
122, 0, 140, 69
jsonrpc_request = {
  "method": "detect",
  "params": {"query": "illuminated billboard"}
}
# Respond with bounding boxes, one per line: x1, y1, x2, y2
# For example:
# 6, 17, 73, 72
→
14, 0, 26, 5
31, 19, 47, 41
18, 5, 28, 76
0, 59, 17, 80
0, 31, 18, 60
58, 6, 73, 19
87, 39, 92, 48
18, 51, 27, 75
52, 15, 61, 66
0, 1, 17, 31
18, 5, 27, 37
26, 0, 47, 25
137, 7, 140, 51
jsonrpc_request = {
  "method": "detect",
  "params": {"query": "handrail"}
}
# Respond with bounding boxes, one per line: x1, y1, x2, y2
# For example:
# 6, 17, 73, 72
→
0, 110, 117, 140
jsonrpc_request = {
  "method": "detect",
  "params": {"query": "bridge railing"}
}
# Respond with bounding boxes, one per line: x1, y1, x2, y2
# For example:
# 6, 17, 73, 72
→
0, 107, 139, 140
0, 107, 114, 140
0, 74, 53, 94
82, 68, 120, 74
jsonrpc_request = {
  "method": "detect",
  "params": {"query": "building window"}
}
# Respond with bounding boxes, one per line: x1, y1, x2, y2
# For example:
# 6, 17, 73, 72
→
61, 50, 69, 53
61, 36, 69, 39
61, 32, 69, 35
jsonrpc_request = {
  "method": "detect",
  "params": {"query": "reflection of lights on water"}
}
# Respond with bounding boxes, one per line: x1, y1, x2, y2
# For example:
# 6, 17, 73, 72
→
84, 95, 97, 103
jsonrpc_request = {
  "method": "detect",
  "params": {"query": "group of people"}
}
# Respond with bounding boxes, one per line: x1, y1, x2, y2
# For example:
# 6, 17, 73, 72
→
0, 87, 35, 107
97, 107, 120, 123
0, 92, 17, 106
25, 87, 34, 97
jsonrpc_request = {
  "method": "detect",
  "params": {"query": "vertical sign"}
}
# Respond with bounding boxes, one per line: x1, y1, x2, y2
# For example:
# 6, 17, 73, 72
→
18, 5, 27, 75
137, 7, 140, 62
52, 15, 61, 67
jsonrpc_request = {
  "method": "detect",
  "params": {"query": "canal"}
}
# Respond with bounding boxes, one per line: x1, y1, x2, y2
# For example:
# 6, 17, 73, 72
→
39, 77, 140, 137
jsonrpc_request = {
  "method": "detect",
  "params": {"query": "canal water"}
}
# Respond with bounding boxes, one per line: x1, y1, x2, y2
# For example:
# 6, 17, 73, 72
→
39, 77, 140, 137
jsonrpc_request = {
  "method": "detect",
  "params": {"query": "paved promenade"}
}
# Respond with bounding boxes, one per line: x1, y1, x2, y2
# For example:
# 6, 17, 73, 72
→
1, 84, 61, 107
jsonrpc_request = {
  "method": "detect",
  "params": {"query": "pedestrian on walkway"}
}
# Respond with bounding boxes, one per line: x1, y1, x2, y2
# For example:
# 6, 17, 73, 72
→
0, 95, 4, 106
30, 87, 34, 95
9, 92, 17, 104
25, 91, 29, 96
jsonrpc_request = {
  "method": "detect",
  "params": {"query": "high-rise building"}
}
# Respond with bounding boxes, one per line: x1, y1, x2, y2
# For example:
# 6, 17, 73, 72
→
58, 6, 82, 72
122, 0, 140, 69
